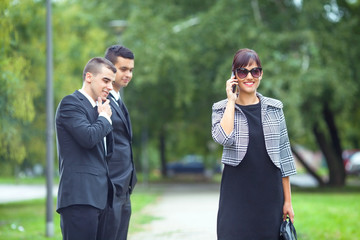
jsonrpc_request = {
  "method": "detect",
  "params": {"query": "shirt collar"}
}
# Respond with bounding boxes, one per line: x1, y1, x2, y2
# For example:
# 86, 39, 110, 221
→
79, 89, 96, 107
110, 90, 121, 101
212, 92, 283, 111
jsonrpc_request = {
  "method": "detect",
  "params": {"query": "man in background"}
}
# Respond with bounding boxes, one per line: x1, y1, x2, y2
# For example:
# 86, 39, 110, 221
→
101, 45, 137, 240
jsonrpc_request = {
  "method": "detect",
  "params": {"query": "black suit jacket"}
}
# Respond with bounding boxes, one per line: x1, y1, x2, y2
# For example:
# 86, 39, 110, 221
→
108, 93, 137, 197
55, 90, 114, 212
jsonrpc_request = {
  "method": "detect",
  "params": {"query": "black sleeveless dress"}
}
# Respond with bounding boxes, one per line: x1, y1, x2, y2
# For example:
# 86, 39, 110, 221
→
217, 102, 283, 240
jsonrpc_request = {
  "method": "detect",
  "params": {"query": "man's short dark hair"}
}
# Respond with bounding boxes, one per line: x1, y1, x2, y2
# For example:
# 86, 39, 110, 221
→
83, 57, 117, 80
104, 45, 134, 65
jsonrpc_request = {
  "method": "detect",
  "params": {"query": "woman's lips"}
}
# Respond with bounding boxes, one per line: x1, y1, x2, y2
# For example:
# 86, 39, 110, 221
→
244, 82, 255, 86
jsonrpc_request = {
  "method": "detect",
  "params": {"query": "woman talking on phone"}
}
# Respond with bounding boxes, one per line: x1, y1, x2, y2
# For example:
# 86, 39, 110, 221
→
211, 48, 296, 240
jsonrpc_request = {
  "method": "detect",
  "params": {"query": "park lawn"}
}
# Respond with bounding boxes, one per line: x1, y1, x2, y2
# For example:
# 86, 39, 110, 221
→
292, 191, 360, 240
129, 190, 161, 234
0, 191, 158, 240
0, 177, 59, 185
0, 198, 61, 240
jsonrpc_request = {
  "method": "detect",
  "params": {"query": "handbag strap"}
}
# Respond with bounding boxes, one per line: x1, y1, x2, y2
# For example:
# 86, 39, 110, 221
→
288, 217, 298, 240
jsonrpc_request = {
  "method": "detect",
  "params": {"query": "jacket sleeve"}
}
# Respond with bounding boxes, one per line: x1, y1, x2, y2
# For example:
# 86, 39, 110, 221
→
211, 104, 235, 146
57, 96, 113, 149
279, 109, 297, 177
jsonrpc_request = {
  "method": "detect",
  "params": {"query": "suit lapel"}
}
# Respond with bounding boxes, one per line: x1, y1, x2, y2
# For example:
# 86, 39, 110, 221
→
74, 90, 106, 154
74, 90, 98, 121
120, 101, 133, 137
109, 94, 132, 138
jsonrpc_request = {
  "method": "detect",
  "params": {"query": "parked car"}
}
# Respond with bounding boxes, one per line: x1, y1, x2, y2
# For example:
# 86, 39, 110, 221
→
343, 150, 360, 175
166, 154, 205, 176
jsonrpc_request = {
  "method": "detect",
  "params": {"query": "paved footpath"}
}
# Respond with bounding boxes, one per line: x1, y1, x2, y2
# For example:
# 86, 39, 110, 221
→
0, 184, 58, 204
128, 183, 220, 240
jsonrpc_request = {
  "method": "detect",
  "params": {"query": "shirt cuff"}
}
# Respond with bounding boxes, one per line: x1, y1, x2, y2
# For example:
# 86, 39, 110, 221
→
99, 112, 112, 125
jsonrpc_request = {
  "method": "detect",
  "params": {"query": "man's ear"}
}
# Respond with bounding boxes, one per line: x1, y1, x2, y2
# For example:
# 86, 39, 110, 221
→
85, 72, 92, 83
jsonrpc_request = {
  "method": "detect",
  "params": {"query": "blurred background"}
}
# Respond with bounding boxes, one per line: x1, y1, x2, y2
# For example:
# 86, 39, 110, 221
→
1, 0, 359, 186
1, 0, 360, 239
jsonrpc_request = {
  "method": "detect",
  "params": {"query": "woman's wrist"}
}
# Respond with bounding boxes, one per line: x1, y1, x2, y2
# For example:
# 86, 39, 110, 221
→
227, 99, 236, 105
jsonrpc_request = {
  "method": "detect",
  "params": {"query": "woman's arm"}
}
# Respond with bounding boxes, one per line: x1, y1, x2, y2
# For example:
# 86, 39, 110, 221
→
220, 78, 238, 135
220, 100, 236, 135
282, 176, 295, 222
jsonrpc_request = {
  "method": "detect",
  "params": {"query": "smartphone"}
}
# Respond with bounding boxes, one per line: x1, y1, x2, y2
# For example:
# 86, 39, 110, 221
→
231, 72, 236, 93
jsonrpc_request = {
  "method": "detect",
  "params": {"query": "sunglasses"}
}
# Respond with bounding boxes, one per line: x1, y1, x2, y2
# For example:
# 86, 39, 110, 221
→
235, 67, 262, 79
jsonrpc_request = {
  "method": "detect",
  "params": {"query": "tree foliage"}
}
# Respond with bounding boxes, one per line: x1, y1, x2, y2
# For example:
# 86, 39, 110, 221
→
1, 0, 359, 186
122, 0, 360, 185
0, 0, 37, 175
0, 0, 117, 175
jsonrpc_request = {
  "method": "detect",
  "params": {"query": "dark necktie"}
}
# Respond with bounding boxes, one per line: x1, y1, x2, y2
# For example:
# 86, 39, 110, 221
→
93, 105, 98, 118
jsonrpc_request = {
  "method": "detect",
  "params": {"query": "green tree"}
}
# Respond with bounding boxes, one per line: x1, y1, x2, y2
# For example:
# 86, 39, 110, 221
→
1, 0, 359, 186
121, 0, 219, 176
0, 0, 36, 176
122, 0, 360, 186
0, 0, 118, 176
262, 0, 360, 186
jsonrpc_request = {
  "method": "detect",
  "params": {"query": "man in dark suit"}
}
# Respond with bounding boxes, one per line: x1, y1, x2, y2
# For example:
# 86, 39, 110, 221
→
55, 57, 117, 240
101, 45, 137, 240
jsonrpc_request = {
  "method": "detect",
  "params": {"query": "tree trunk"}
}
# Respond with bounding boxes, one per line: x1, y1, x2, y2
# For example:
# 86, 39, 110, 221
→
312, 124, 345, 186
323, 103, 342, 158
291, 146, 325, 186
159, 129, 167, 177
322, 103, 346, 186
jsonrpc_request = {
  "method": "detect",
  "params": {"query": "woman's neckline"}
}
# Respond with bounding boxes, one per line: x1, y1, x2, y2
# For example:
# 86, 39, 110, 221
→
235, 96, 260, 106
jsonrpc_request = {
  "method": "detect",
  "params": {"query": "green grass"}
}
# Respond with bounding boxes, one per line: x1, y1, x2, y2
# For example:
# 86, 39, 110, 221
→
292, 191, 360, 240
0, 191, 158, 240
0, 177, 59, 185
0, 199, 61, 239
129, 188, 161, 234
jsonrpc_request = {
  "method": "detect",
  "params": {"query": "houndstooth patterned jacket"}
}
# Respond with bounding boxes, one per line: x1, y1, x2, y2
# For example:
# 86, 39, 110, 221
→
211, 92, 297, 177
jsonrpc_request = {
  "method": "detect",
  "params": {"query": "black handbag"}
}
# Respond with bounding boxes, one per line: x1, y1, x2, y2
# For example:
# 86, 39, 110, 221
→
280, 217, 297, 240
